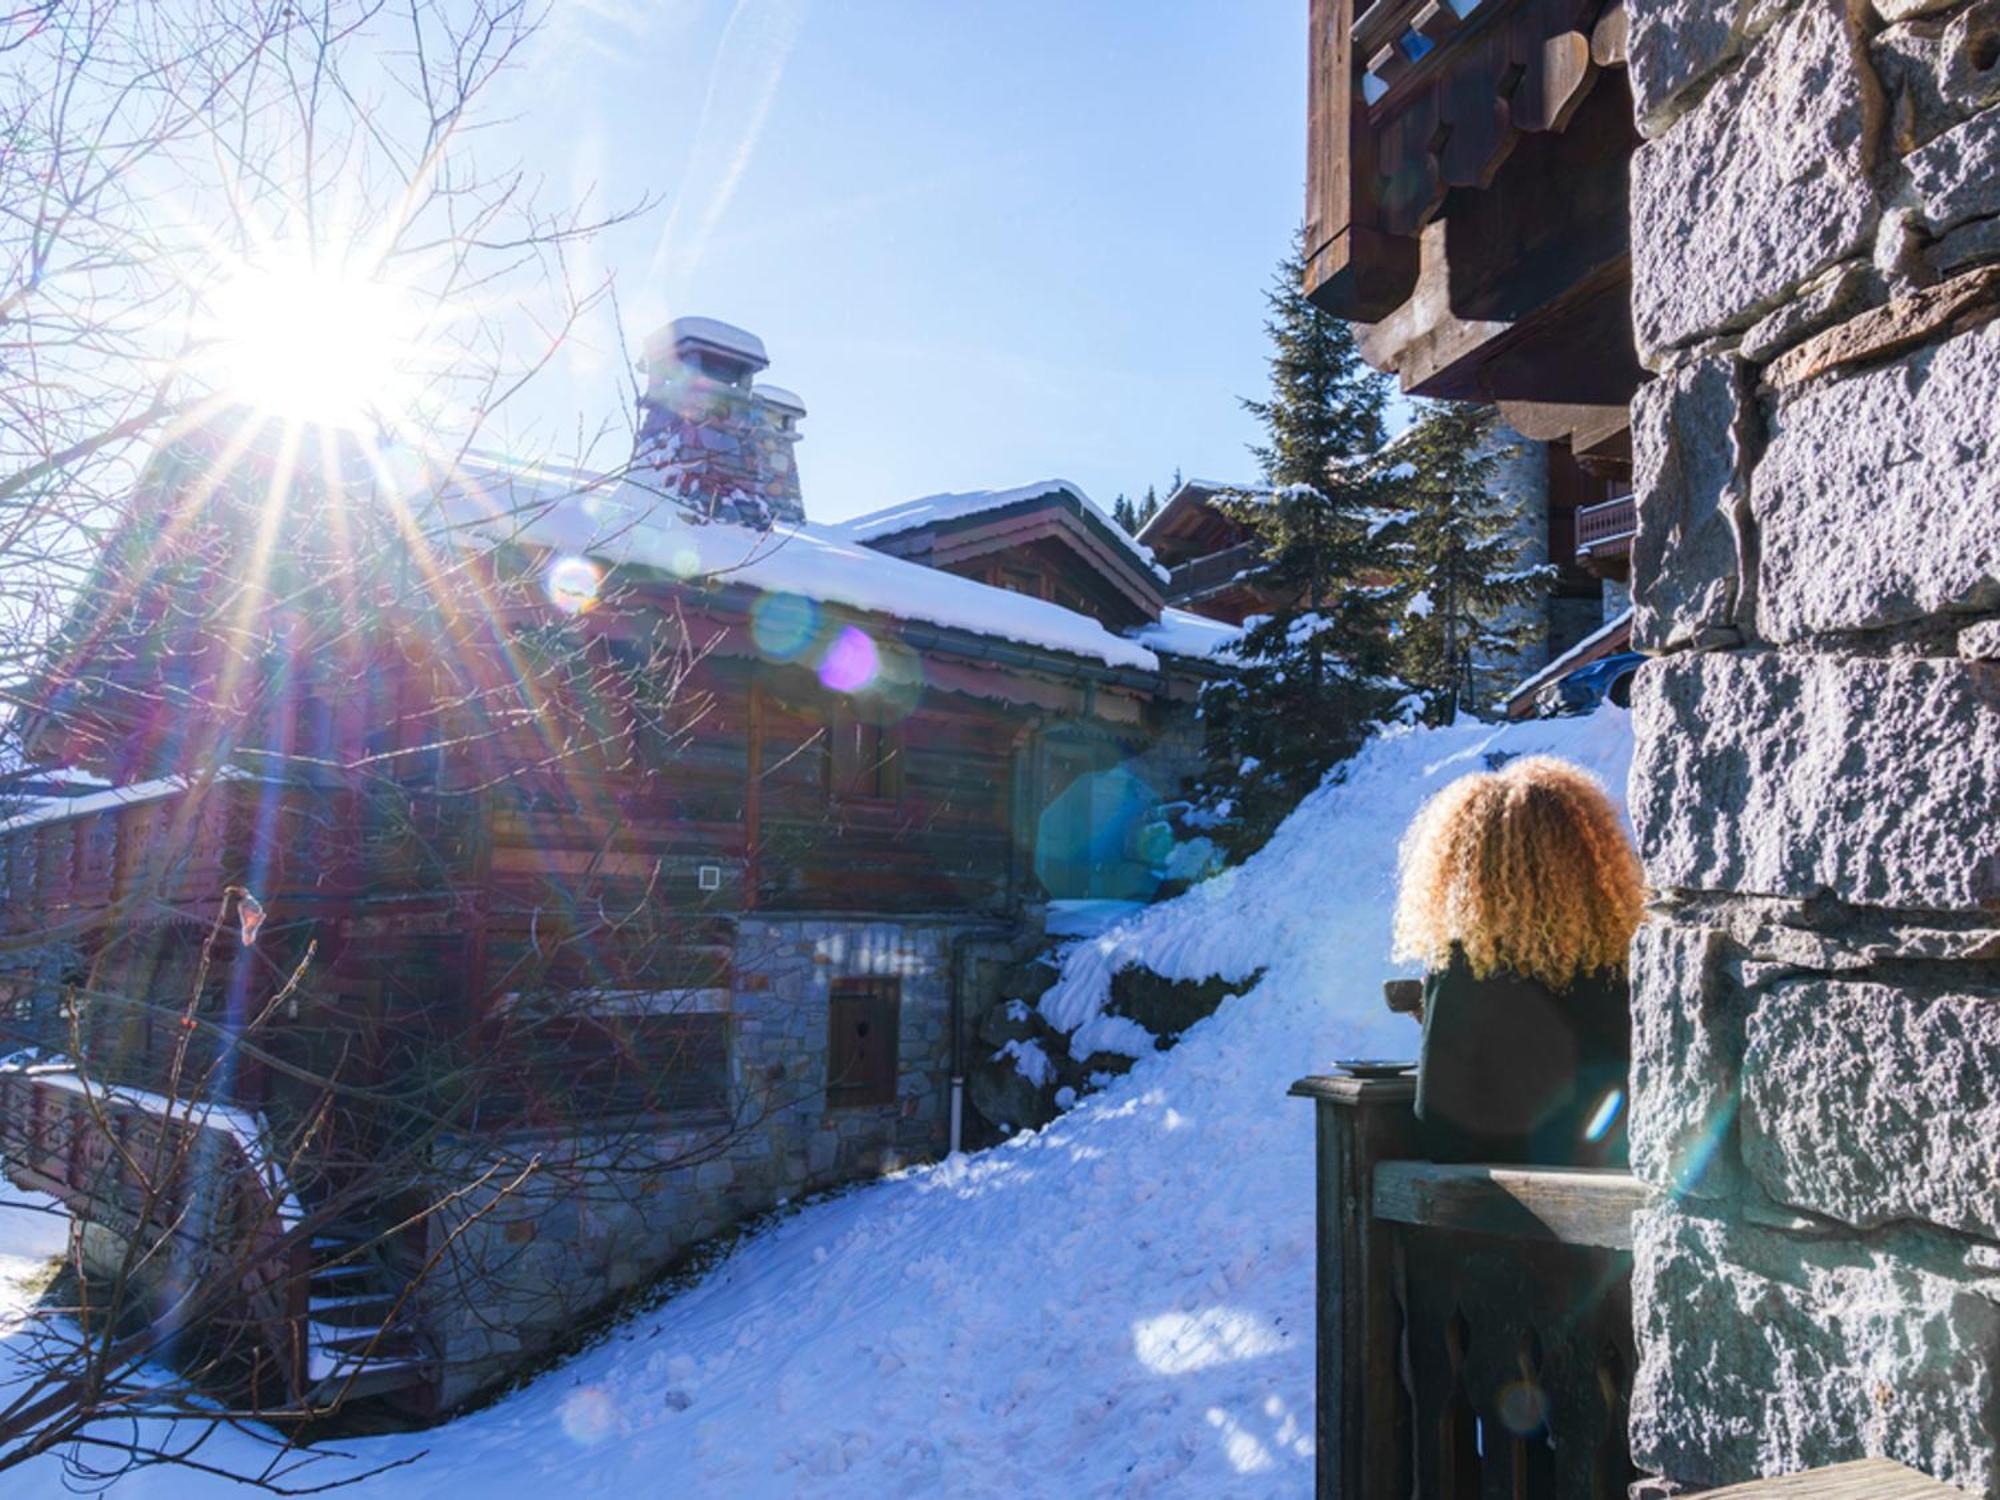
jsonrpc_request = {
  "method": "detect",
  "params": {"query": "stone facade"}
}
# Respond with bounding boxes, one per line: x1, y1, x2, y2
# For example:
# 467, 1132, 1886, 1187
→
420, 916, 1026, 1407
1624, 0, 2000, 1489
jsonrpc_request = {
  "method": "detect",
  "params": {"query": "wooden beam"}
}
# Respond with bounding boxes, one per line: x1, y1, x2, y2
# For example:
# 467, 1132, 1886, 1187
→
1372, 1160, 1657, 1250
1697, 1459, 1968, 1498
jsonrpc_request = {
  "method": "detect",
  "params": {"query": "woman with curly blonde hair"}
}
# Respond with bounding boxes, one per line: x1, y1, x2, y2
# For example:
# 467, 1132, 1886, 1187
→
1391, 754, 1645, 1166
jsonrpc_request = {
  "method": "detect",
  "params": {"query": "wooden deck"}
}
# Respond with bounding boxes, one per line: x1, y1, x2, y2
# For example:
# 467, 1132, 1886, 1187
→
1700, 1458, 1970, 1497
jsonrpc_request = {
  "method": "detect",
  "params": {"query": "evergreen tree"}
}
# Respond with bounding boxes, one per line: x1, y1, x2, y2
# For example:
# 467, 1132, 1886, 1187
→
1138, 484, 1160, 529
1389, 403, 1554, 723
1190, 227, 1407, 857
1111, 492, 1138, 533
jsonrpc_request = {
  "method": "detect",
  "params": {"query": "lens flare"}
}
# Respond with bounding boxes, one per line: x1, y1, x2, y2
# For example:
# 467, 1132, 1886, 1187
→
1496, 1379, 1548, 1435
818, 625, 879, 693
559, 1385, 619, 1445
546, 556, 603, 615
1583, 1087, 1625, 1143
752, 591, 818, 660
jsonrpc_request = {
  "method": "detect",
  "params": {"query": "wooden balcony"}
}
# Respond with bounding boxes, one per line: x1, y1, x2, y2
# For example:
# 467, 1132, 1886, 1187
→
1291, 1070, 1653, 1499
1574, 493, 1636, 579
1305, 0, 1644, 450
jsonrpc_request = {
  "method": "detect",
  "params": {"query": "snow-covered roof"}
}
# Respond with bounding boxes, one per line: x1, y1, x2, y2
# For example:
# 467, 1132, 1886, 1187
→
662, 317, 768, 368
1136, 478, 1263, 543
835, 480, 1171, 584
1126, 607, 1243, 661
1501, 608, 1635, 706
440, 465, 1164, 674
0, 768, 252, 836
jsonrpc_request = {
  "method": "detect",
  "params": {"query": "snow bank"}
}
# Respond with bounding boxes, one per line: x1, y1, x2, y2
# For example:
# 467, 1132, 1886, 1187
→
0, 708, 1632, 1499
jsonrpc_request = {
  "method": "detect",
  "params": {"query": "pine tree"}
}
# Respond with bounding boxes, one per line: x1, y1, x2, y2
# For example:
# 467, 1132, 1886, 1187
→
1111, 492, 1138, 533
1138, 484, 1160, 529
1388, 402, 1553, 723
1190, 227, 1407, 858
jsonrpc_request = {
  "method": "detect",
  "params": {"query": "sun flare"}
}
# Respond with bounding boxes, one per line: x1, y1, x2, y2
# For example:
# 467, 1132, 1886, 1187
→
201, 255, 416, 427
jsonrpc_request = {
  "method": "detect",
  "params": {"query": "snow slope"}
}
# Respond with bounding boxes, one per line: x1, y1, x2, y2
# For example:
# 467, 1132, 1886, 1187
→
0, 708, 1632, 1498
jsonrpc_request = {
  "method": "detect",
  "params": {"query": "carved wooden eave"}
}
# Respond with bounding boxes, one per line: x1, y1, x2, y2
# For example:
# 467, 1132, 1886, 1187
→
1306, 0, 1643, 459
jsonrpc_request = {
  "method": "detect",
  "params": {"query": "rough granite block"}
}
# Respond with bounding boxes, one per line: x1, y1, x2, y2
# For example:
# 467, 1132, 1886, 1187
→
1742, 977, 2000, 1239
1631, 353, 1753, 651
1631, 1204, 2000, 1493
1631, 651, 2000, 911
1632, 0, 1880, 360
1755, 317, 2000, 642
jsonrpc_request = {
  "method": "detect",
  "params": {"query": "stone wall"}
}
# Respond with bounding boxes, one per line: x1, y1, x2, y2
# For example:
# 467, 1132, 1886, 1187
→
421, 915, 1026, 1408
635, 375, 805, 529
1624, 0, 2000, 1490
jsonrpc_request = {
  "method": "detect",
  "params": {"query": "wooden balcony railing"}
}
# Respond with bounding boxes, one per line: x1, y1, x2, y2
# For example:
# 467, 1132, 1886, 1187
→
0, 1060, 314, 1405
1291, 1071, 1655, 1500
1575, 494, 1636, 558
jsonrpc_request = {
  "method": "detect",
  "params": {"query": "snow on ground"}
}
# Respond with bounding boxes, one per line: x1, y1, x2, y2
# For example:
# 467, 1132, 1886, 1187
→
0, 708, 1632, 1498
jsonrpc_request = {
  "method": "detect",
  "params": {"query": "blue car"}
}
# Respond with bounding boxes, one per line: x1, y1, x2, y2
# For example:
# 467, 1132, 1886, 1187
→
1536, 651, 1644, 717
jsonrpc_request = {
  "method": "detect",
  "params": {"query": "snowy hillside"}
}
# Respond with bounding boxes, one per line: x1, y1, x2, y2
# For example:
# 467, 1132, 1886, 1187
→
1, 709, 1632, 1498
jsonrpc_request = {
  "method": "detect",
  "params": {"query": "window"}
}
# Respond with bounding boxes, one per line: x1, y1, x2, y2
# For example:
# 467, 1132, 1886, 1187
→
997, 566, 1042, 597
481, 991, 732, 1128
826, 978, 899, 1108
831, 703, 900, 802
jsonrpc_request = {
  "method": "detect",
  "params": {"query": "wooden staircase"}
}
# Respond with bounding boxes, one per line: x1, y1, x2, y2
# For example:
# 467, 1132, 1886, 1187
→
0, 1060, 435, 1416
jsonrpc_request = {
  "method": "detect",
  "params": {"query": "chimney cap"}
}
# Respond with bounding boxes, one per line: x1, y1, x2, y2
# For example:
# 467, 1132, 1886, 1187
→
646, 316, 769, 383
753, 382, 806, 417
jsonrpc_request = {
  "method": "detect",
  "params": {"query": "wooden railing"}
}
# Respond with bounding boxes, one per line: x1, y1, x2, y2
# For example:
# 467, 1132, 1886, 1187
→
1291, 1072, 1654, 1500
1574, 494, 1637, 558
0, 1061, 314, 1406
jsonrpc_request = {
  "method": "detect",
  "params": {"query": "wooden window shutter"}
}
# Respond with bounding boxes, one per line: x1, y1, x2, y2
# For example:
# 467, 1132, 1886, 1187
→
826, 977, 899, 1108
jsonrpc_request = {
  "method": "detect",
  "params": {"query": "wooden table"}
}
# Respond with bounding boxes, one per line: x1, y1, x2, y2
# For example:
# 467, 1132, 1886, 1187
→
1699, 1458, 1970, 1497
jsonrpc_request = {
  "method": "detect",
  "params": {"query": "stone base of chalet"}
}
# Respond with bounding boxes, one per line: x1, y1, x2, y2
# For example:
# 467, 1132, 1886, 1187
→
418, 915, 1029, 1413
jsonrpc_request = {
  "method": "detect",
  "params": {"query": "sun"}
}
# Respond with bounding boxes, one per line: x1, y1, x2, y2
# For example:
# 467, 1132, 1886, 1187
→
201, 253, 417, 428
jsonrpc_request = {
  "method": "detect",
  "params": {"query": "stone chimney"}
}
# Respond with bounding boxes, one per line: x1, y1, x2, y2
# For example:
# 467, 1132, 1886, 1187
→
635, 317, 806, 528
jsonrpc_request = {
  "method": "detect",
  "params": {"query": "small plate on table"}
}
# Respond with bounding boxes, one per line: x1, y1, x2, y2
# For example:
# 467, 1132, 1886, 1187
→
1333, 1058, 1416, 1080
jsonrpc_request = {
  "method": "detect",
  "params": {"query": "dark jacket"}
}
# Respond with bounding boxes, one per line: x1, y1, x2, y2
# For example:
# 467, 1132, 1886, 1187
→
1413, 945, 1630, 1168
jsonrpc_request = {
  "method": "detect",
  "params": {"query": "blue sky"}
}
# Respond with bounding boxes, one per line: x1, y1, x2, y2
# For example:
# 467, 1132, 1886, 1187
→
497, 2, 1308, 523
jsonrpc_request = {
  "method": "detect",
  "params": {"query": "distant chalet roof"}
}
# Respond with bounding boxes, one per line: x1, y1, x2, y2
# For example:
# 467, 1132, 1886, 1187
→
1136, 478, 1261, 545
836, 480, 1171, 585
441, 461, 1164, 674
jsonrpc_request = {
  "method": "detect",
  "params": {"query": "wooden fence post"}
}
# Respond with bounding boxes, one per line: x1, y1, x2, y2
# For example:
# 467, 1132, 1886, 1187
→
1290, 1073, 1417, 1500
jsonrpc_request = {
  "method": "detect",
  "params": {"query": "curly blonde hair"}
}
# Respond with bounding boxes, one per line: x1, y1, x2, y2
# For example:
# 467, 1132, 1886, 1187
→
1391, 754, 1644, 991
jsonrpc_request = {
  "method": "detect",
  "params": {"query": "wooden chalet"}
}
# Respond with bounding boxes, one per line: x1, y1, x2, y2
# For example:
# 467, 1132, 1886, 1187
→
0, 319, 1234, 1416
